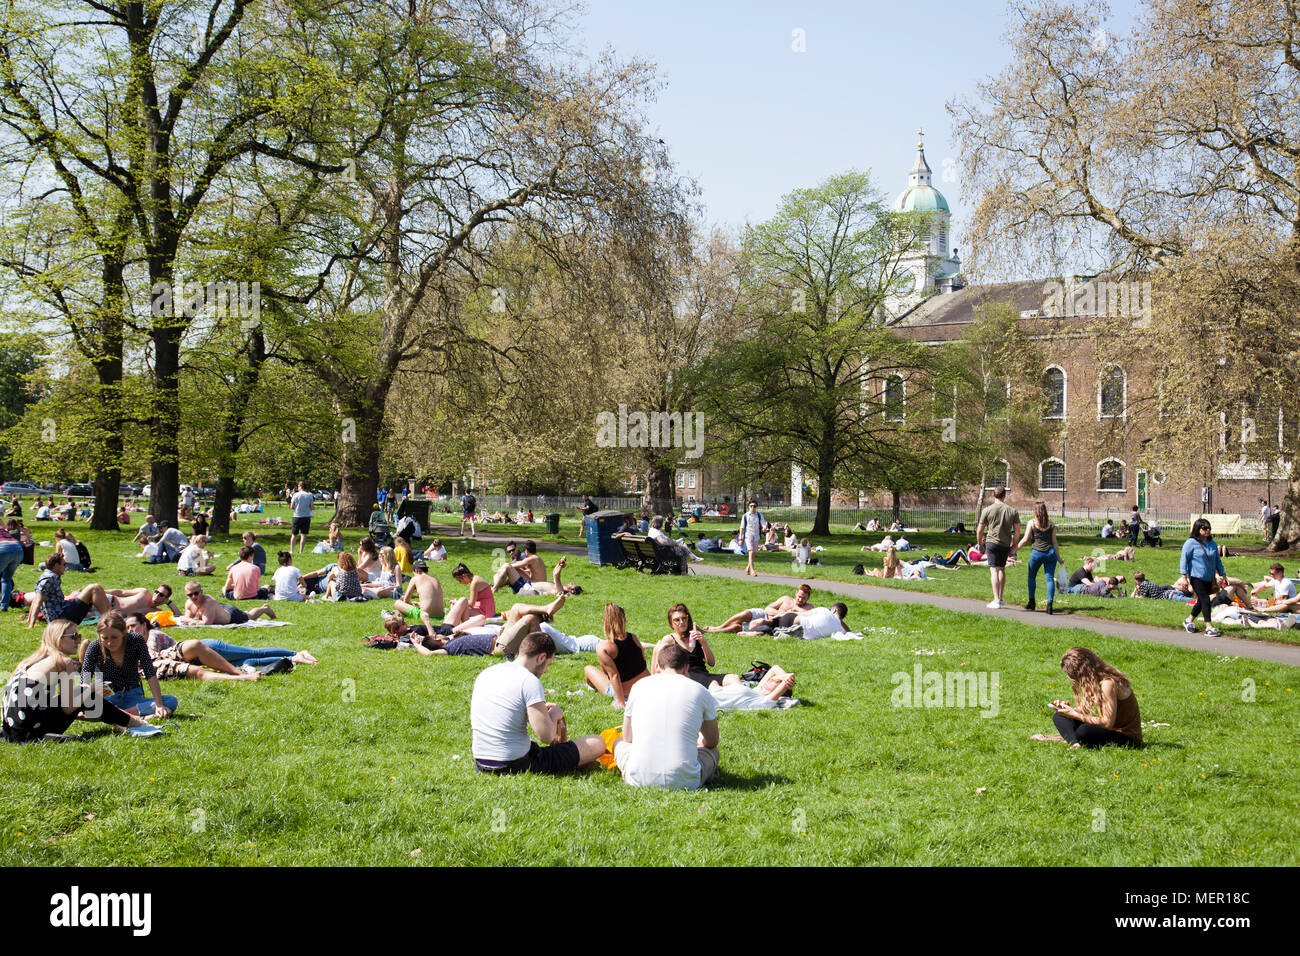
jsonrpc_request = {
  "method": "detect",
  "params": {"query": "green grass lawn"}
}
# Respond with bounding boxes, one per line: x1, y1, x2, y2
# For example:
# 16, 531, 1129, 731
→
1, 508, 1296, 866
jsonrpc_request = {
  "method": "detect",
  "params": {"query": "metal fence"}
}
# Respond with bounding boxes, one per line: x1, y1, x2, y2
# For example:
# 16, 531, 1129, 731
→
422, 494, 643, 515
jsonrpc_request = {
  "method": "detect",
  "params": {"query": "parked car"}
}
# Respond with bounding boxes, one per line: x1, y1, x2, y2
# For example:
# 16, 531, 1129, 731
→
120, 482, 144, 497
1, 481, 51, 495
64, 483, 95, 497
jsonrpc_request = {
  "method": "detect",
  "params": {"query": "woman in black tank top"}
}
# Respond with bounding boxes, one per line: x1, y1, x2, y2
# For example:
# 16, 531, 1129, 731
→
653, 602, 728, 689
583, 603, 648, 708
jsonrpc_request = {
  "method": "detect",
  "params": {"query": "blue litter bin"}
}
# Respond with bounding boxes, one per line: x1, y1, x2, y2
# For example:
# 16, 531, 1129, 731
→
586, 510, 633, 566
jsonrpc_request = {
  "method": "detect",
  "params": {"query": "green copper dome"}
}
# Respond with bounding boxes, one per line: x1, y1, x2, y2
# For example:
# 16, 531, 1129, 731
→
893, 185, 950, 214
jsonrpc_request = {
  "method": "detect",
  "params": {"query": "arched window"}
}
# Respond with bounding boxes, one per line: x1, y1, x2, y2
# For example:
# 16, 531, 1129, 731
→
884, 375, 906, 422
1098, 458, 1126, 492
985, 458, 1010, 489
1039, 458, 1065, 491
1099, 365, 1126, 418
1041, 366, 1066, 419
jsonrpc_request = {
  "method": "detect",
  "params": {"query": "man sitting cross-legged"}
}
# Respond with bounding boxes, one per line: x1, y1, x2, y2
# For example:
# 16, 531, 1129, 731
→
179, 581, 275, 625
393, 559, 445, 631
613, 640, 720, 790
470, 631, 606, 775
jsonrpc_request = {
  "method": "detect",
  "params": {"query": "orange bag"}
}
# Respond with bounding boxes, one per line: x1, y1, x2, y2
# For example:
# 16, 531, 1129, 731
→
597, 726, 623, 770
146, 609, 178, 628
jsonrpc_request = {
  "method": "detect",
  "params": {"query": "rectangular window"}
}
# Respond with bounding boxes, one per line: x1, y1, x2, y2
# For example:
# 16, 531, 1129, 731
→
676, 473, 685, 489
688, 473, 696, 489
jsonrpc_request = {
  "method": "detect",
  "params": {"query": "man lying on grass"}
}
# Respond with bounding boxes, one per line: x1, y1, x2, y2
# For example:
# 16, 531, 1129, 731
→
179, 582, 275, 625
394, 593, 598, 657
702, 584, 815, 636
491, 553, 582, 597
470, 631, 606, 775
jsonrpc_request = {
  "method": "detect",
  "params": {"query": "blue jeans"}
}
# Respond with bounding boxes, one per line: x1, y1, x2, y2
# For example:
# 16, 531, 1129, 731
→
1027, 549, 1058, 603
200, 639, 294, 669
105, 686, 179, 717
0, 540, 22, 610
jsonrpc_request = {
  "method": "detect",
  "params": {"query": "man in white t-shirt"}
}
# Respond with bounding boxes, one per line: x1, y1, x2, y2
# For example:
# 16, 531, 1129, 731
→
290, 481, 315, 555
1251, 562, 1300, 612
470, 631, 606, 775
615, 640, 719, 790
776, 602, 849, 640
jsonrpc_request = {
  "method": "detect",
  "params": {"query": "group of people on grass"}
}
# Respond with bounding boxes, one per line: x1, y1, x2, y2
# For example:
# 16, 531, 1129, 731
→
971, 487, 1299, 635
2, 482, 1242, 775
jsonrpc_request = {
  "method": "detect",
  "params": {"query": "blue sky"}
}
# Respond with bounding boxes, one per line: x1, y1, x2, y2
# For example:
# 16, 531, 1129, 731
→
576, 0, 1139, 246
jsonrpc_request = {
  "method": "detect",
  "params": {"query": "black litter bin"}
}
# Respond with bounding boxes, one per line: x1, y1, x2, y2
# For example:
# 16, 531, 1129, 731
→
396, 498, 431, 539
586, 510, 633, 565
544, 512, 561, 534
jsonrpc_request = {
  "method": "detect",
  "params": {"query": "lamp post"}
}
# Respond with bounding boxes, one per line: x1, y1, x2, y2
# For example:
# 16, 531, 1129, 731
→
1060, 437, 1068, 518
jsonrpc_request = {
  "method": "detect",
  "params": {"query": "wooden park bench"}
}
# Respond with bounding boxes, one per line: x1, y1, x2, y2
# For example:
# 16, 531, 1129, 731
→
614, 534, 688, 575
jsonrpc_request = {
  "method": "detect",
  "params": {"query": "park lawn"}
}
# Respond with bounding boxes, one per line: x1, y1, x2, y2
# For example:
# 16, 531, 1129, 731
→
679, 521, 1300, 646
0, 516, 1296, 866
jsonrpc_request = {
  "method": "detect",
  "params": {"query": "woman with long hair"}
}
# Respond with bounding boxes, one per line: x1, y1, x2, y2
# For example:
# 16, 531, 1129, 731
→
81, 612, 178, 718
1180, 517, 1225, 636
1033, 647, 1142, 749
324, 551, 364, 601
652, 602, 727, 687
865, 546, 903, 578
1016, 500, 1062, 613
361, 546, 402, 599
2, 620, 152, 741
583, 603, 648, 709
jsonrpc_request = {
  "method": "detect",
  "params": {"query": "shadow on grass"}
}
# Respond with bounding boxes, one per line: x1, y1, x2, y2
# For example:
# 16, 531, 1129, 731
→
716, 770, 792, 790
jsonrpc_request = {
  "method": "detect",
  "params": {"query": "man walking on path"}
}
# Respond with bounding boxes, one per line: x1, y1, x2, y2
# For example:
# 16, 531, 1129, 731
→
976, 485, 1021, 609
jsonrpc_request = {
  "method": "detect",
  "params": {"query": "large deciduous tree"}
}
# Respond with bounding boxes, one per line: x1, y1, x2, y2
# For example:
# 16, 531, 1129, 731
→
952, 0, 1300, 548
697, 171, 945, 536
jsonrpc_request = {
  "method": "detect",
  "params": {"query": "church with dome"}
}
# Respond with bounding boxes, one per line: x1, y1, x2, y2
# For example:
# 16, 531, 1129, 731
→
887, 130, 963, 316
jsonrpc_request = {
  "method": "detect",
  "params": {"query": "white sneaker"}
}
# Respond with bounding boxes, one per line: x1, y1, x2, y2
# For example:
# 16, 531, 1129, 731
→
987, 600, 1003, 609
1206, 626, 1222, 638
1183, 619, 1197, 634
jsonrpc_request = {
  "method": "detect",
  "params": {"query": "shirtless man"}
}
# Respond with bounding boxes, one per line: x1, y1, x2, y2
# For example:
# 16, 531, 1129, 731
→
491, 540, 548, 594
492, 554, 580, 597
393, 559, 445, 630
107, 583, 182, 617
702, 584, 814, 636
179, 581, 276, 625
764, 584, 814, 618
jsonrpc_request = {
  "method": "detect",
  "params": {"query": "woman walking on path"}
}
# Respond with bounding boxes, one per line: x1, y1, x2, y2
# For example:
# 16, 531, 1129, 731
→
739, 500, 764, 577
1180, 517, 1226, 637
1017, 501, 1061, 614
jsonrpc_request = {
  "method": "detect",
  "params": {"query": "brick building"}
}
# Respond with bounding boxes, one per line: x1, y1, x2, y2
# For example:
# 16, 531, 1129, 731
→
858, 135, 1289, 523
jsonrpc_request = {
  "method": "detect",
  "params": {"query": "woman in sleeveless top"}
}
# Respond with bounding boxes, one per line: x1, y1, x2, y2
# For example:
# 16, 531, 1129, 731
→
444, 562, 495, 631
652, 602, 730, 688
1032, 647, 1142, 749
583, 603, 649, 708
1016, 500, 1061, 614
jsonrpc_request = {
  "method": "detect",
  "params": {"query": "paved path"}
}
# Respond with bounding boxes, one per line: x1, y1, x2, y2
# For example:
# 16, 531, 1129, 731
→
430, 524, 1300, 667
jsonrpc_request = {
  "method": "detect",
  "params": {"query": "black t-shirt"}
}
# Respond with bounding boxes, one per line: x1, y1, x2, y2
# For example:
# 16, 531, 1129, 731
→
1068, 567, 1094, 588
580, 499, 598, 515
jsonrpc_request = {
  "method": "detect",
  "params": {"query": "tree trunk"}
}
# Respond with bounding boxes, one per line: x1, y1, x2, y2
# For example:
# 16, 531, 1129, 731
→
89, 243, 127, 531
1268, 471, 1300, 551
336, 406, 384, 526
209, 329, 267, 538
645, 461, 675, 516
149, 320, 182, 525
812, 435, 836, 536
88, 347, 123, 532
